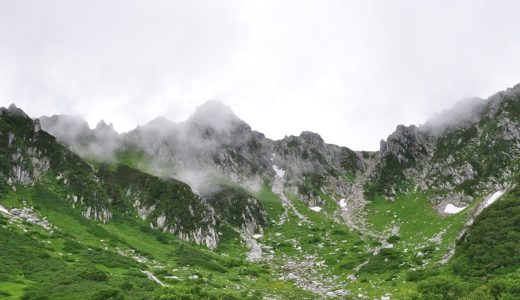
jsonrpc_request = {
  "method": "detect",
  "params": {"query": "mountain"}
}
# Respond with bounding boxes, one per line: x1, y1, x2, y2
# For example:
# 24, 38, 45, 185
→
372, 84, 520, 205
42, 101, 365, 206
1, 104, 267, 250
1, 84, 520, 299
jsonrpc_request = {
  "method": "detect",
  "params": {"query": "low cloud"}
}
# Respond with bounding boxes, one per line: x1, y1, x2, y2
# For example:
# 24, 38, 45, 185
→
421, 97, 486, 135
40, 101, 259, 196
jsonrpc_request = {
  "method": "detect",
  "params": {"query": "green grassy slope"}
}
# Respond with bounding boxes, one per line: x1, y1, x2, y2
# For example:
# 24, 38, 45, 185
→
2, 165, 519, 299
0, 180, 308, 299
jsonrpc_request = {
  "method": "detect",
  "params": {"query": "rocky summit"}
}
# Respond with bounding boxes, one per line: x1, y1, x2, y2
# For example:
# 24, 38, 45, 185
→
1, 84, 520, 299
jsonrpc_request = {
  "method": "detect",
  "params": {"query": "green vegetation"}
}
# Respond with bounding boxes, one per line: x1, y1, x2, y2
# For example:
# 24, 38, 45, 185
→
207, 183, 266, 229
364, 155, 411, 200
359, 248, 405, 274
0, 215, 154, 300
451, 187, 520, 278
98, 163, 213, 233
153, 285, 261, 300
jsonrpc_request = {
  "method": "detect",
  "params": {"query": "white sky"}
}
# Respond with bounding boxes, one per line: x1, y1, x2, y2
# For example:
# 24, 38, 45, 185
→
1, 0, 519, 150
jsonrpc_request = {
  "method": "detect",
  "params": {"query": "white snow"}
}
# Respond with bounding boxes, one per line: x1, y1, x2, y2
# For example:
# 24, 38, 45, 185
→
0, 204, 10, 215
484, 191, 504, 207
272, 165, 285, 178
444, 204, 467, 214
252, 234, 264, 239
309, 206, 322, 212
339, 198, 347, 209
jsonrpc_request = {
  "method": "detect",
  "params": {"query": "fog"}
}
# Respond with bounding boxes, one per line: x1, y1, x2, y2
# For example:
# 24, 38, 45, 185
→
40, 115, 122, 161
421, 97, 487, 135
40, 101, 261, 194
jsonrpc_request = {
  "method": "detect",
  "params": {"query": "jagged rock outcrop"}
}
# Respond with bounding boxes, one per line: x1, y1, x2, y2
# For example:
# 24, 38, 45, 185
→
41, 101, 365, 205
379, 125, 429, 164
372, 84, 520, 204
273, 131, 364, 205
1, 104, 113, 219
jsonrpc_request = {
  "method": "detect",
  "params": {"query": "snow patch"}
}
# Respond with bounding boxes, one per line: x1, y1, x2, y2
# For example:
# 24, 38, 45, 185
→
309, 206, 322, 212
484, 191, 504, 207
339, 198, 347, 209
272, 165, 285, 178
253, 234, 264, 239
444, 204, 467, 214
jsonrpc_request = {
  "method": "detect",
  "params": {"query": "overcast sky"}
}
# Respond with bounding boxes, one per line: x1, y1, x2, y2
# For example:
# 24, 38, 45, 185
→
1, 0, 519, 150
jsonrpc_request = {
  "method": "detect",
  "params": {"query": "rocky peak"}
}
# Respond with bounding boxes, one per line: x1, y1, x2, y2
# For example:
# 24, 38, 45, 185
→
124, 117, 177, 145
300, 131, 325, 146
1, 104, 29, 118
94, 120, 118, 135
187, 100, 248, 134
494, 82, 520, 100
142, 117, 176, 130
379, 124, 428, 164
278, 131, 326, 152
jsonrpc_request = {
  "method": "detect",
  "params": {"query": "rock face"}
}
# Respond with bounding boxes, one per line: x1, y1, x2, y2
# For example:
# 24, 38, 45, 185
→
372, 84, 520, 204
10, 207, 52, 230
1, 107, 50, 187
379, 125, 428, 164
41, 101, 365, 206
1, 105, 113, 221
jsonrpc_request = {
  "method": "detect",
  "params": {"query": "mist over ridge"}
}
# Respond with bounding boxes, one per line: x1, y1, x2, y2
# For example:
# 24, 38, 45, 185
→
37, 82, 520, 153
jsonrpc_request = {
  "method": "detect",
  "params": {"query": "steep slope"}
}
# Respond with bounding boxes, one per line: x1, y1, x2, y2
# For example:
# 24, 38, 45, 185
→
2, 105, 267, 249
0, 104, 112, 221
451, 182, 520, 278
369, 84, 520, 207
0, 105, 288, 299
